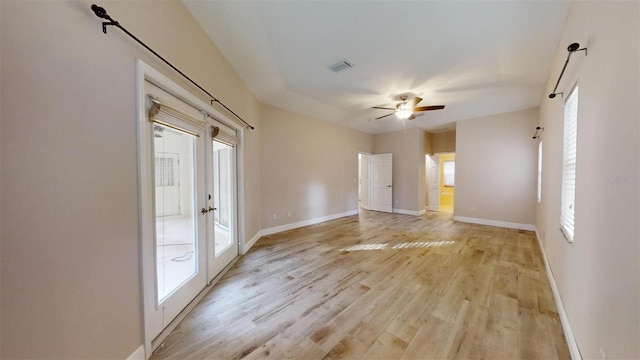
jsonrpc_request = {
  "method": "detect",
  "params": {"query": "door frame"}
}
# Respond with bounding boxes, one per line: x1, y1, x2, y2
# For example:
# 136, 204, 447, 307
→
136, 60, 246, 357
358, 153, 371, 211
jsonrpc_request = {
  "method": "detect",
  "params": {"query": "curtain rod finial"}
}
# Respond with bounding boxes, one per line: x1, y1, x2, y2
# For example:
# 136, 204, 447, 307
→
91, 4, 108, 19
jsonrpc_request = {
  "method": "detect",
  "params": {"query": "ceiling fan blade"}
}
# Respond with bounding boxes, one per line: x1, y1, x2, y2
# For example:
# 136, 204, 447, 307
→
374, 113, 395, 120
414, 105, 445, 112
409, 97, 423, 108
372, 106, 395, 110
408, 114, 416, 120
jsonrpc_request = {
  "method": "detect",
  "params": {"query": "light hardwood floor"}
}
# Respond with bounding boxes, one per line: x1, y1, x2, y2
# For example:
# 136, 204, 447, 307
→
152, 210, 570, 360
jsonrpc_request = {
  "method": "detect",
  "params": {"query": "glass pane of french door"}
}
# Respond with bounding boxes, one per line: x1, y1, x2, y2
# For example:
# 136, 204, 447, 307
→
154, 124, 197, 302
213, 140, 234, 256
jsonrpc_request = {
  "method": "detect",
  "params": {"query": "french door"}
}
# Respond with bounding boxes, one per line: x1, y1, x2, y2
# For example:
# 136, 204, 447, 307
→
152, 120, 206, 334
206, 119, 239, 279
140, 77, 239, 348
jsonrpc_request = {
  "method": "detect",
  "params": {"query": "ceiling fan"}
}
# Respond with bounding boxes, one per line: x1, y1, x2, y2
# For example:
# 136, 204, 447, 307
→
372, 95, 445, 120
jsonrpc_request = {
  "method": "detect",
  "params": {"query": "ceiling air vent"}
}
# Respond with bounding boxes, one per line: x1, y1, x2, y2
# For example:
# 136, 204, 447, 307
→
329, 60, 354, 72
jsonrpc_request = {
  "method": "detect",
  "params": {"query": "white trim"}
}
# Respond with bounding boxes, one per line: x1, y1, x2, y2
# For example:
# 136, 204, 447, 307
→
261, 210, 358, 236
453, 216, 535, 231
126, 345, 145, 360
136, 59, 247, 358
242, 231, 262, 255
534, 229, 582, 360
393, 208, 425, 216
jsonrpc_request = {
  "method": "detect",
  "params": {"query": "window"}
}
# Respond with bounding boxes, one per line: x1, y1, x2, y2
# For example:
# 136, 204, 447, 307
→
537, 141, 542, 203
443, 161, 455, 187
561, 85, 578, 242
154, 155, 176, 187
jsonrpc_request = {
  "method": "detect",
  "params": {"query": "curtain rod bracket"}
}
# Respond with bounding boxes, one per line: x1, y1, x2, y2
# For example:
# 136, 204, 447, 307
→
90, 4, 255, 130
101, 21, 117, 34
532, 126, 544, 140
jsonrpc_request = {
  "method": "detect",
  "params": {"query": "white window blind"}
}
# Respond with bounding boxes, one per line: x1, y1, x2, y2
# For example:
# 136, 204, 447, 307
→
561, 85, 578, 241
209, 116, 238, 146
537, 141, 542, 203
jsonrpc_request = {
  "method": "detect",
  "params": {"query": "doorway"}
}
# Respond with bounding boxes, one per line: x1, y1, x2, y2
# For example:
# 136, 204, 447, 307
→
358, 153, 370, 211
439, 153, 455, 213
426, 153, 455, 213
358, 153, 393, 213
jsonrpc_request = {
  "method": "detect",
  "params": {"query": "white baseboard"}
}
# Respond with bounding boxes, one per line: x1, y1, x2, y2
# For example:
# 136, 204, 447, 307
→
242, 231, 262, 255
261, 210, 358, 237
393, 208, 425, 216
534, 229, 581, 360
453, 216, 536, 231
126, 345, 145, 360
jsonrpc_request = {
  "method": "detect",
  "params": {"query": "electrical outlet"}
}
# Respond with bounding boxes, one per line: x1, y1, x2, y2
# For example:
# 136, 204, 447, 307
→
287, 211, 291, 218
272, 213, 277, 220
470, 206, 477, 213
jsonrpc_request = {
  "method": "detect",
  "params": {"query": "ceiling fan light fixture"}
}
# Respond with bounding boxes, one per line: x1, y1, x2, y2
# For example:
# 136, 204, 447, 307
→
396, 109, 413, 119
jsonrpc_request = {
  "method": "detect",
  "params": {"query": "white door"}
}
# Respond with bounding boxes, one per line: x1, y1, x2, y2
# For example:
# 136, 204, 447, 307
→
205, 121, 239, 280
370, 153, 393, 213
359, 154, 370, 210
141, 80, 226, 344
428, 155, 440, 211
146, 115, 207, 340
139, 64, 244, 355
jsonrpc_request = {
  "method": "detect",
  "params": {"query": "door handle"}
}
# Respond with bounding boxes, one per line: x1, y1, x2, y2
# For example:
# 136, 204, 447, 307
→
387, 185, 392, 188
208, 207, 216, 212
201, 208, 208, 215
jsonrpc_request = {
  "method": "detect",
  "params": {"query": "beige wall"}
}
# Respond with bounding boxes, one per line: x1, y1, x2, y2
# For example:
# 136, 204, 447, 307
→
455, 108, 538, 225
536, 1, 639, 358
431, 130, 456, 154
0, 1, 261, 358
260, 104, 372, 227
373, 128, 429, 213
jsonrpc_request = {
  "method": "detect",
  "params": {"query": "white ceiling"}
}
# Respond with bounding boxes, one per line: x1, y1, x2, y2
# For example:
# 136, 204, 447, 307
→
184, 1, 570, 134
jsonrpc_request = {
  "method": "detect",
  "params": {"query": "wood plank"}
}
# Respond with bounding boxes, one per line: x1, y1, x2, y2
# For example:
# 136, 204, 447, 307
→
150, 210, 569, 360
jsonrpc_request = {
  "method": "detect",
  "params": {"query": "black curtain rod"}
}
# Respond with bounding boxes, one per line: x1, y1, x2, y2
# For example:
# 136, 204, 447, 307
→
548, 42, 587, 99
90, 4, 255, 130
